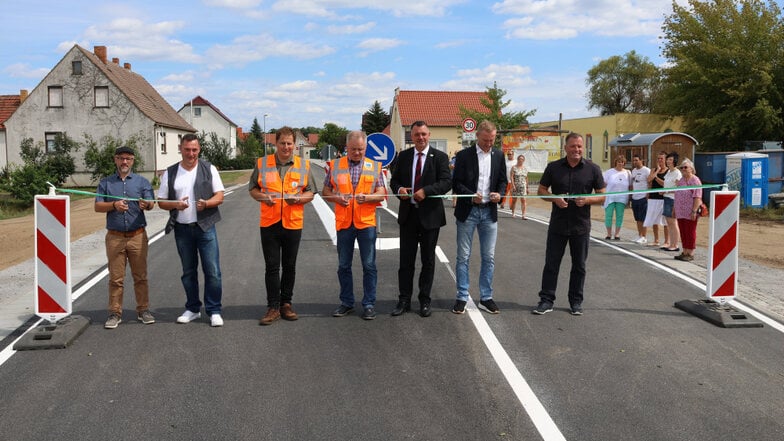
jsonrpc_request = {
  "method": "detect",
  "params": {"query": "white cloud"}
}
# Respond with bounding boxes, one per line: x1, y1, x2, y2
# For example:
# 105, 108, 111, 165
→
205, 33, 335, 67
492, 0, 680, 39
271, 0, 466, 18
3, 63, 51, 79
327, 22, 376, 34
356, 38, 403, 56
78, 18, 200, 63
203, 0, 264, 8
442, 63, 535, 90
161, 72, 195, 82
435, 40, 469, 49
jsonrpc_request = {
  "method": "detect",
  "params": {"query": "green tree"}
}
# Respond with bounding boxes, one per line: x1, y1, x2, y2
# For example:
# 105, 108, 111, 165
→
199, 131, 233, 169
586, 50, 662, 115
661, 0, 784, 150
250, 117, 263, 140
459, 82, 536, 143
0, 134, 78, 204
361, 101, 390, 134
320, 123, 350, 153
83, 134, 145, 181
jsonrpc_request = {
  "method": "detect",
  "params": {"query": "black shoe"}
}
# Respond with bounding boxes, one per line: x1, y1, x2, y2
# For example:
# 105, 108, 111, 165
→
419, 302, 432, 317
570, 303, 583, 316
332, 305, 354, 317
451, 300, 467, 314
478, 299, 500, 314
362, 307, 377, 320
532, 301, 553, 315
391, 301, 410, 316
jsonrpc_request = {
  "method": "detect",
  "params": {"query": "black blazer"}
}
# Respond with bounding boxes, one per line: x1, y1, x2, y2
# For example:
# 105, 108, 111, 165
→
389, 147, 452, 229
452, 146, 508, 222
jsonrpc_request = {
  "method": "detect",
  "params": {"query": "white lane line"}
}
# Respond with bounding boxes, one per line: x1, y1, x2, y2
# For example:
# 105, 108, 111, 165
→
594, 239, 784, 334
312, 194, 337, 245
441, 256, 566, 441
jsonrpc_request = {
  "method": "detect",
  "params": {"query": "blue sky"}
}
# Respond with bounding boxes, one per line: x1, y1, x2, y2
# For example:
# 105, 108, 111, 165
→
0, 0, 687, 132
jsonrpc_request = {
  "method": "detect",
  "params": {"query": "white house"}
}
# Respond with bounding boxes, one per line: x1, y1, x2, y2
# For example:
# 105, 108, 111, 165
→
4, 44, 195, 185
178, 95, 238, 157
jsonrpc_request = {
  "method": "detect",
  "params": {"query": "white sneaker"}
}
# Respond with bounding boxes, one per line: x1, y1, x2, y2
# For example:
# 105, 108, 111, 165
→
176, 310, 201, 324
634, 237, 648, 244
210, 314, 224, 327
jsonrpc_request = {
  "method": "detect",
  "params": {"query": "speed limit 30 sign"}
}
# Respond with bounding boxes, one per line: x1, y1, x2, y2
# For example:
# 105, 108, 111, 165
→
462, 118, 477, 132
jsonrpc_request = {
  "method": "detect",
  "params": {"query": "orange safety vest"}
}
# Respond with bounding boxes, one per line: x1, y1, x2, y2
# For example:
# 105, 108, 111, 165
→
257, 155, 310, 229
330, 157, 381, 230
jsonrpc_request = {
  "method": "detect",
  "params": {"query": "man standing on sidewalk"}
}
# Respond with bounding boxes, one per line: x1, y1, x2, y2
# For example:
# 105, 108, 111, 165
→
249, 127, 317, 326
322, 131, 386, 320
94, 146, 155, 329
389, 121, 452, 317
630, 154, 651, 244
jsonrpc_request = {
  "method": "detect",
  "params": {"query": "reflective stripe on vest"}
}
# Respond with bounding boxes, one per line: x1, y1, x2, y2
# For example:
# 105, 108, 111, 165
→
331, 157, 380, 230
257, 155, 309, 229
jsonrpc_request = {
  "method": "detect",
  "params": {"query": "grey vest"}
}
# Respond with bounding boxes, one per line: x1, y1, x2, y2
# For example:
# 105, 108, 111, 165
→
165, 159, 222, 233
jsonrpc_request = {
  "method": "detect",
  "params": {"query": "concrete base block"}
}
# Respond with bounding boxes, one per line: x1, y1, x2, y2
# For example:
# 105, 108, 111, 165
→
13, 315, 91, 350
674, 299, 763, 328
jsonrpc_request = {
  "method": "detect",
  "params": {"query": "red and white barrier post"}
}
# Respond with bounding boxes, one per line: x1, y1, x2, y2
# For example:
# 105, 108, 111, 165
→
706, 191, 740, 302
34, 192, 72, 322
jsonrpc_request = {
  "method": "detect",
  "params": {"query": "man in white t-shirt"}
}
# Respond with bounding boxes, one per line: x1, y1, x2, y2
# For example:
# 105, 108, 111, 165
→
158, 134, 226, 327
630, 154, 651, 244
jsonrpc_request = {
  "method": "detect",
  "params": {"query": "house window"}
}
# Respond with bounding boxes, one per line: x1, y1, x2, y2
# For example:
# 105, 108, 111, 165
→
430, 139, 447, 153
603, 131, 609, 161
72, 61, 82, 75
160, 132, 167, 154
48, 86, 63, 108
193, 107, 201, 117
45, 132, 61, 153
94, 86, 109, 107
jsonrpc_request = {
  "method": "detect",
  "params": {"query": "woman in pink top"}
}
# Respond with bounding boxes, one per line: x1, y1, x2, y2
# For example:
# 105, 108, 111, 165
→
674, 158, 703, 261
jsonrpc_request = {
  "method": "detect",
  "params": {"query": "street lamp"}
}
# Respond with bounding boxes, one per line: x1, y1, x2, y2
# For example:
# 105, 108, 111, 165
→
263, 113, 269, 155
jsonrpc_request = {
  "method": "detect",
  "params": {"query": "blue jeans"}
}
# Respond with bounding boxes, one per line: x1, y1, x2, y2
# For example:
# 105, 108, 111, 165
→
455, 206, 497, 301
174, 223, 223, 314
336, 225, 377, 308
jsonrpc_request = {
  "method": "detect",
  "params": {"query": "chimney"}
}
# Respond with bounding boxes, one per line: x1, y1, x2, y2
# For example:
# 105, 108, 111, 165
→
123, 62, 131, 71
94, 46, 107, 64
112, 57, 119, 64
19, 89, 28, 103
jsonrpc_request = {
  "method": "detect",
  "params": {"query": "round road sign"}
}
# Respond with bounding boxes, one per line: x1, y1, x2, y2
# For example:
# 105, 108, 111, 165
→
462, 118, 477, 132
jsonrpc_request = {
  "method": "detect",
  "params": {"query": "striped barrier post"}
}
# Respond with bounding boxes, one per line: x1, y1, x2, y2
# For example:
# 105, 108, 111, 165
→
706, 191, 740, 302
674, 189, 761, 328
34, 193, 72, 322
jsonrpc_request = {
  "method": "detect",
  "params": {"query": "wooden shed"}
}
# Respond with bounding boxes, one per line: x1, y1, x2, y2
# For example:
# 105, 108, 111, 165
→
609, 132, 698, 169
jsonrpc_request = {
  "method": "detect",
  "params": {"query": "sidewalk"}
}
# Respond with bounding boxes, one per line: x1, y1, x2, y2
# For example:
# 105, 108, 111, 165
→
2, 181, 782, 343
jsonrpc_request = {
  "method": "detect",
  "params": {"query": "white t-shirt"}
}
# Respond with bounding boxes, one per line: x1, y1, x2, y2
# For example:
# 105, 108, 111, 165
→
630, 166, 651, 200
158, 163, 225, 224
603, 167, 631, 207
505, 158, 516, 179
662, 168, 682, 199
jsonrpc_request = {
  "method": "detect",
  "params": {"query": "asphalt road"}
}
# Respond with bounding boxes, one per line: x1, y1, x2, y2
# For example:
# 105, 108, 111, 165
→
0, 164, 783, 441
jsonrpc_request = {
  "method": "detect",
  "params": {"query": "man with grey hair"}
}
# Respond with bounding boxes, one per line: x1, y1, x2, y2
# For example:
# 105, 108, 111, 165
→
322, 131, 386, 320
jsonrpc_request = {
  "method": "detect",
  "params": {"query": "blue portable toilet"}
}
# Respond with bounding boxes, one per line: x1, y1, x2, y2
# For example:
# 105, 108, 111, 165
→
726, 152, 768, 208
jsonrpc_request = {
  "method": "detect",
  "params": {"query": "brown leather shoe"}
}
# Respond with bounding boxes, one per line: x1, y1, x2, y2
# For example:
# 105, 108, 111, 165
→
280, 303, 298, 321
259, 307, 280, 325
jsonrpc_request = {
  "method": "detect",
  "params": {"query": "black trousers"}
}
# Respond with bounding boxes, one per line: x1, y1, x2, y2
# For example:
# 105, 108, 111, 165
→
260, 222, 302, 307
538, 230, 590, 306
398, 206, 440, 304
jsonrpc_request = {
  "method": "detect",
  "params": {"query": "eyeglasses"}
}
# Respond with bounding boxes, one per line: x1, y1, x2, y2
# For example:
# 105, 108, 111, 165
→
116, 156, 134, 162
679, 166, 689, 169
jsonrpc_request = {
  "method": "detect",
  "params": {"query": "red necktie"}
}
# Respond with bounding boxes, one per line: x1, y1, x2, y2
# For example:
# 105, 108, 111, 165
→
414, 152, 423, 192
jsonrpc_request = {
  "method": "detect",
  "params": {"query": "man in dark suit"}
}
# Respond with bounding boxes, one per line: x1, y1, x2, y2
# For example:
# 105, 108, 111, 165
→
451, 120, 508, 315
389, 121, 452, 317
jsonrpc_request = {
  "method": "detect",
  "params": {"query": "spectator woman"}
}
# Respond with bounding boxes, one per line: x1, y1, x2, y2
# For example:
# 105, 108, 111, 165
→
656, 152, 682, 252
602, 155, 631, 240
509, 154, 529, 219
674, 158, 703, 261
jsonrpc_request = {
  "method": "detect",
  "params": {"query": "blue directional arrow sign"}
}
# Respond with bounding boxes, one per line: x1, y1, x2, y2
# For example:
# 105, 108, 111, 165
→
366, 133, 395, 167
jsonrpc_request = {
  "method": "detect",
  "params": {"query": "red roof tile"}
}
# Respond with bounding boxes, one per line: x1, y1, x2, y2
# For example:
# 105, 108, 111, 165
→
0, 95, 21, 130
396, 90, 490, 127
